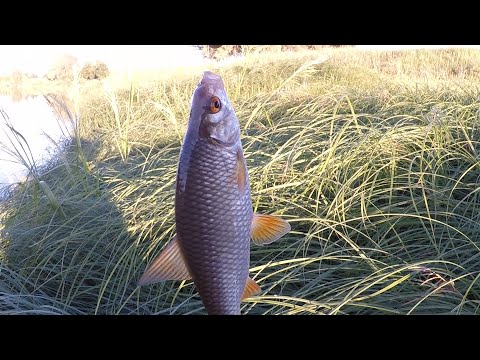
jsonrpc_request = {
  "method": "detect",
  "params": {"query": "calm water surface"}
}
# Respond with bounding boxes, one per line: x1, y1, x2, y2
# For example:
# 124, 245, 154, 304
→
0, 95, 71, 191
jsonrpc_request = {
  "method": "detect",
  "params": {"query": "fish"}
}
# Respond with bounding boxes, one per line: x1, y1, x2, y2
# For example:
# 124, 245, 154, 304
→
138, 71, 290, 315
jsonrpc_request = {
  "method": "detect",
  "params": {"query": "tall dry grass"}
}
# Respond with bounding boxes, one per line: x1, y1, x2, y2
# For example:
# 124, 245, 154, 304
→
1, 47, 480, 314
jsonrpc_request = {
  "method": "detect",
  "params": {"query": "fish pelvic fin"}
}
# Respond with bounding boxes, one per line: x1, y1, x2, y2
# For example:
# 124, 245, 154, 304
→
250, 213, 291, 246
137, 234, 191, 286
242, 276, 261, 301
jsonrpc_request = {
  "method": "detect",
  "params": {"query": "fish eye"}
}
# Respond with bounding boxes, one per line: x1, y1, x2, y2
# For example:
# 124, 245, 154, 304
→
209, 96, 221, 113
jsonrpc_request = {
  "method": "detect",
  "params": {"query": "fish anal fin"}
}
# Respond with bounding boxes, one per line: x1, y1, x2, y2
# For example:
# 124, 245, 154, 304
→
137, 234, 191, 286
250, 213, 291, 246
242, 276, 261, 301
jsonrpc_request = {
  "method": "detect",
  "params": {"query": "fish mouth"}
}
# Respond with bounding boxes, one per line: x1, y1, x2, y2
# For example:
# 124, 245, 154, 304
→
198, 71, 225, 94
201, 71, 223, 85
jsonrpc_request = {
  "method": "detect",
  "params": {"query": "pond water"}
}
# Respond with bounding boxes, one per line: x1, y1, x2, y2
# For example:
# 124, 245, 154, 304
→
0, 95, 71, 192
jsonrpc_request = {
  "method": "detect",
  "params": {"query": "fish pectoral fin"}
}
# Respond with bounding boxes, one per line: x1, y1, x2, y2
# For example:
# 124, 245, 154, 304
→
250, 213, 291, 246
236, 147, 247, 194
137, 234, 191, 286
242, 276, 261, 301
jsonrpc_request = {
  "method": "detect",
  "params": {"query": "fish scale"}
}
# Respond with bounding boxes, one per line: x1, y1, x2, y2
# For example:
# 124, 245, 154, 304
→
176, 138, 252, 314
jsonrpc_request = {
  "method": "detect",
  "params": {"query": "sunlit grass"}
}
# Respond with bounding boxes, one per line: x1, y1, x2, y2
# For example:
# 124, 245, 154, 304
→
1, 47, 480, 314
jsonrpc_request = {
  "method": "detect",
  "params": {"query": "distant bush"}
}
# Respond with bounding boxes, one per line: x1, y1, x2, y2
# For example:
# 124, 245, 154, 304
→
12, 70, 23, 84
80, 63, 96, 80
198, 45, 242, 60
45, 54, 77, 81
196, 45, 355, 60
95, 62, 109, 79
80, 61, 110, 80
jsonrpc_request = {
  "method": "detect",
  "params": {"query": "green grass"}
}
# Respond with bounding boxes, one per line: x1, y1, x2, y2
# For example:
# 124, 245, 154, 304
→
2, 47, 480, 314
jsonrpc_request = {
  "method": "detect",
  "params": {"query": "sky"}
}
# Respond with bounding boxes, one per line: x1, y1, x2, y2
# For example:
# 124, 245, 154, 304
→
2, 45, 480, 78
0, 45, 206, 76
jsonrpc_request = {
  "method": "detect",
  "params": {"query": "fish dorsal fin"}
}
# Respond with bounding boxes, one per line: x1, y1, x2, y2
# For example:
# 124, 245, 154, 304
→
250, 213, 291, 246
242, 276, 261, 300
137, 234, 191, 286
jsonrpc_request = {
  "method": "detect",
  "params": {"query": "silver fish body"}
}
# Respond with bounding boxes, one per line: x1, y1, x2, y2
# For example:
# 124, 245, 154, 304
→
176, 138, 252, 314
138, 71, 291, 315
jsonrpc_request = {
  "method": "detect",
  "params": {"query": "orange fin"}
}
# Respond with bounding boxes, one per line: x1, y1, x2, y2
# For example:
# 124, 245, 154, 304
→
236, 148, 247, 194
250, 213, 291, 246
242, 276, 261, 300
137, 235, 191, 286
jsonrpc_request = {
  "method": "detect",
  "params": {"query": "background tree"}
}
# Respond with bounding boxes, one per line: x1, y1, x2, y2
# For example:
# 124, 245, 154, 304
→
94, 61, 109, 79
45, 53, 78, 81
80, 61, 110, 80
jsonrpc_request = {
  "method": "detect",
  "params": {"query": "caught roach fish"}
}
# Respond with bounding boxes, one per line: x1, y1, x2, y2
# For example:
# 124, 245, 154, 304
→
138, 71, 290, 315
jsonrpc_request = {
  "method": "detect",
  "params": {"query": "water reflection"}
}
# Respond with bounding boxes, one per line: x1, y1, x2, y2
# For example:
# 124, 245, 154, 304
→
0, 95, 71, 190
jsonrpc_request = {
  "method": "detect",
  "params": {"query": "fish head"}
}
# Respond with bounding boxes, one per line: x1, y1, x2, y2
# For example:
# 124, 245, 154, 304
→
187, 71, 240, 147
